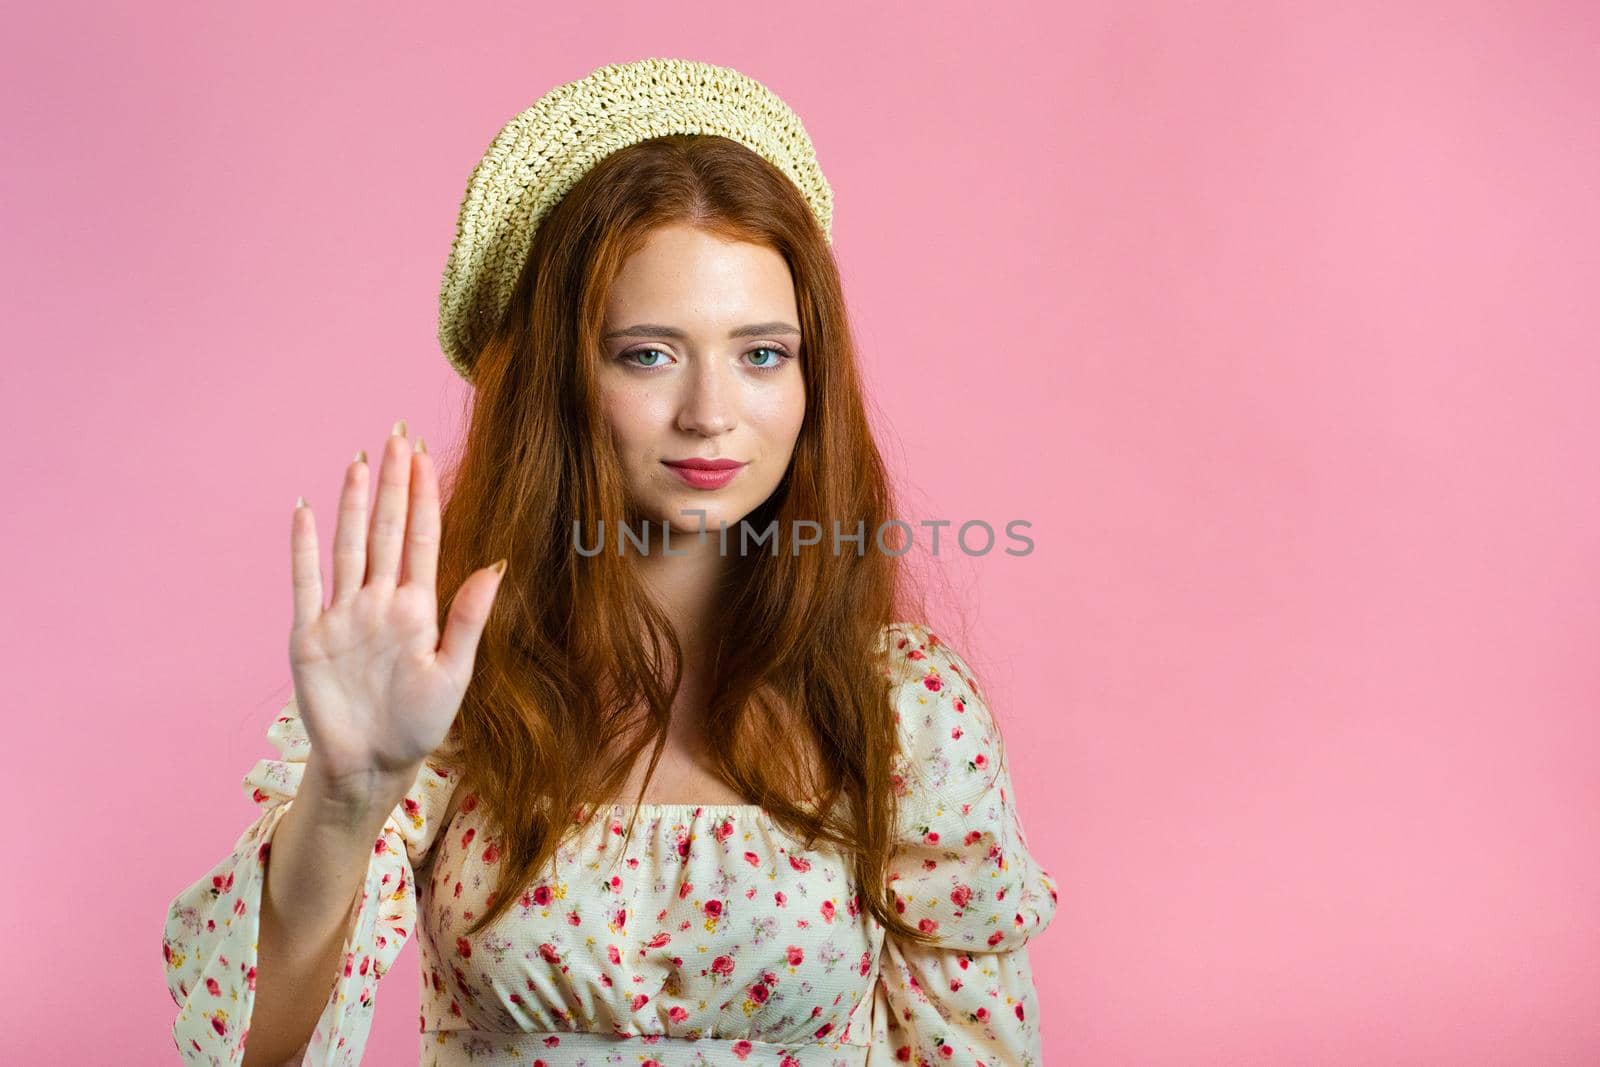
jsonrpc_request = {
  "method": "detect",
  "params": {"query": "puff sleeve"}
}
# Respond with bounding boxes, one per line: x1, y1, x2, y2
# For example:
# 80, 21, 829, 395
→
161, 692, 461, 1065
866, 623, 1060, 1066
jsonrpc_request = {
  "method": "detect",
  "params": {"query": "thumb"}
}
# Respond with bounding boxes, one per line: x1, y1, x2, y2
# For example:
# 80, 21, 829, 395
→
436, 559, 507, 682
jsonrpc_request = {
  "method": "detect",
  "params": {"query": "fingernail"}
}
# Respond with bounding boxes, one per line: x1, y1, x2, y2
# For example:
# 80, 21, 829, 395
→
354, 449, 367, 464
295, 495, 307, 509
392, 418, 408, 437
414, 436, 428, 454
490, 558, 507, 576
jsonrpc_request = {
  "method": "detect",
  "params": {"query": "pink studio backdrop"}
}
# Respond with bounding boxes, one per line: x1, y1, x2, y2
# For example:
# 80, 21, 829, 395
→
2, 2, 1595, 1063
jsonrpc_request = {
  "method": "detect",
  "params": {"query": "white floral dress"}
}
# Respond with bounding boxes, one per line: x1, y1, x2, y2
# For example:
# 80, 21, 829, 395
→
162, 622, 1059, 1065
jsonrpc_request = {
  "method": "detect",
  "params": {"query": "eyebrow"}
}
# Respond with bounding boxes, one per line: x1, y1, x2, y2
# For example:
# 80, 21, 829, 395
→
601, 321, 802, 341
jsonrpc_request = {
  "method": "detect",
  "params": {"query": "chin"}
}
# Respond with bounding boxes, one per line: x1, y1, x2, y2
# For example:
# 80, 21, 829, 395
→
656, 501, 744, 535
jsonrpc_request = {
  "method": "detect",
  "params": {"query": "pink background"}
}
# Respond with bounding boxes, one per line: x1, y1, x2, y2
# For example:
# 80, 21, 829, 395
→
3, 1, 1596, 1062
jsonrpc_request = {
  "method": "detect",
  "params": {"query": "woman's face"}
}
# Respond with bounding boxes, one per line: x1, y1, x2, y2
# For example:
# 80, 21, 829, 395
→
598, 223, 806, 538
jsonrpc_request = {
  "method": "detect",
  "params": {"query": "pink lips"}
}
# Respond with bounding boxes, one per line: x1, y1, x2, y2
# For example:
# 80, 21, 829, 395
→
663, 458, 747, 490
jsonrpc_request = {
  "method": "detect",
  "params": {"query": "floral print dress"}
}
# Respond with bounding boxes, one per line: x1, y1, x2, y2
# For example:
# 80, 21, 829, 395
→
163, 622, 1059, 1065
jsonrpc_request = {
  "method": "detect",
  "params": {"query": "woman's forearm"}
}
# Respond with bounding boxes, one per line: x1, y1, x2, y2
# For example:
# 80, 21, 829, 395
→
240, 766, 409, 1066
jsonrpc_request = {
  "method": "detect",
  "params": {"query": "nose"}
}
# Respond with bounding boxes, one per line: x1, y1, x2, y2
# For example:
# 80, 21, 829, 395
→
675, 357, 737, 437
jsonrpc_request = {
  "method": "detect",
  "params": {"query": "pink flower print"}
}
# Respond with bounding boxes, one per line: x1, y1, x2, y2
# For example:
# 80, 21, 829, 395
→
858, 951, 873, 976
646, 931, 672, 949
732, 1039, 753, 1059
923, 671, 943, 692
954, 696, 966, 712
774, 890, 787, 906
715, 817, 735, 841
676, 834, 691, 860
820, 899, 835, 923
566, 910, 581, 926
950, 884, 973, 909
630, 993, 651, 1011
749, 982, 770, 1004
539, 943, 561, 964
742, 850, 761, 867
787, 854, 811, 872
459, 826, 475, 849
951, 725, 963, 739
973, 752, 988, 770
814, 1022, 834, 1038
711, 954, 735, 977
481, 841, 500, 864
785, 945, 804, 966
1016, 1003, 1026, 1021
402, 795, 421, 823
781, 1054, 802, 1067
924, 829, 941, 845
607, 944, 621, 965
455, 937, 472, 958
460, 792, 479, 813
703, 899, 723, 918
204, 976, 220, 996
976, 1006, 989, 1021
668, 1005, 688, 1022
988, 930, 1005, 947
531, 884, 554, 906
964, 830, 983, 846
918, 917, 939, 934
679, 881, 694, 899
607, 874, 623, 893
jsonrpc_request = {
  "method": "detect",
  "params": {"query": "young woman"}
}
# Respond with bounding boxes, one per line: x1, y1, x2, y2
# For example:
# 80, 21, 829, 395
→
162, 57, 1058, 1066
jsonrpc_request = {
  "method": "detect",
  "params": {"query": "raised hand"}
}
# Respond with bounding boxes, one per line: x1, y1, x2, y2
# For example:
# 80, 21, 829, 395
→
286, 418, 505, 808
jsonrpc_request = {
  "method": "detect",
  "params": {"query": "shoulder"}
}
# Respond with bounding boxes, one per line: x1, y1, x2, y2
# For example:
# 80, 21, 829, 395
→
876, 620, 1004, 808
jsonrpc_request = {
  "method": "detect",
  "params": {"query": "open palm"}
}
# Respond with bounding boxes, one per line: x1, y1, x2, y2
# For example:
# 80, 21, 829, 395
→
286, 419, 505, 803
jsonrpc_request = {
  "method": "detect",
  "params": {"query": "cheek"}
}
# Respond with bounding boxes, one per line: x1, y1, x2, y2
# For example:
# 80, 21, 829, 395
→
599, 389, 664, 449
746, 379, 806, 441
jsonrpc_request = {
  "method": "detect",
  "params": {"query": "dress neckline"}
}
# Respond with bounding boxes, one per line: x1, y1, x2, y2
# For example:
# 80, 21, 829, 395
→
602, 801, 764, 813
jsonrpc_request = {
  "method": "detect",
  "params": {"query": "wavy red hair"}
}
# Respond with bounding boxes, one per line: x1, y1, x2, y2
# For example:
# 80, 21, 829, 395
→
430, 134, 949, 944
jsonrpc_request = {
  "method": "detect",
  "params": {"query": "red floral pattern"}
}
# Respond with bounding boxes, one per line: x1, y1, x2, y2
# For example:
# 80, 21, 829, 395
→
162, 622, 1058, 1064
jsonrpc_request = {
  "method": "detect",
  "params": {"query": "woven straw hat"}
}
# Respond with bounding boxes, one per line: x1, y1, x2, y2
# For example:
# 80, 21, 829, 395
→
436, 57, 834, 383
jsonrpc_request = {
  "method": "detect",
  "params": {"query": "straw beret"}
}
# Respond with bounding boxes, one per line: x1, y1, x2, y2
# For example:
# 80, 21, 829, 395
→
436, 56, 834, 383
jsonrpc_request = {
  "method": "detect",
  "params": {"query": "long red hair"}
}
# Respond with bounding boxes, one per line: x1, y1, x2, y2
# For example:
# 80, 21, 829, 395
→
431, 133, 946, 943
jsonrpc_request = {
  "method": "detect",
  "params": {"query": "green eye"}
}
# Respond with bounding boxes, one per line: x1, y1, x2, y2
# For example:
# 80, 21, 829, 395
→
747, 346, 793, 371
622, 347, 671, 368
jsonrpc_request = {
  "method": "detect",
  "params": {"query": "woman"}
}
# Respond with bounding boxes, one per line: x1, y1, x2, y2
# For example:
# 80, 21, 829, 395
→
162, 57, 1058, 1066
